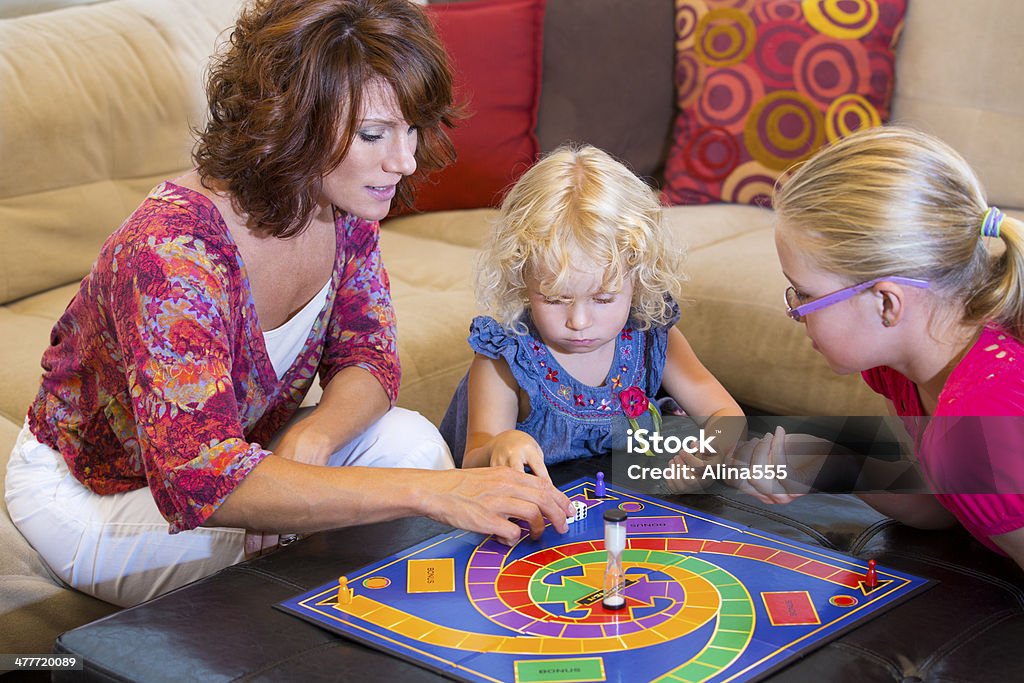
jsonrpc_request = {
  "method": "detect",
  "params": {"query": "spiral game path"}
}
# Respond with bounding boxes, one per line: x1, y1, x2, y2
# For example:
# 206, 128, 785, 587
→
290, 484, 917, 683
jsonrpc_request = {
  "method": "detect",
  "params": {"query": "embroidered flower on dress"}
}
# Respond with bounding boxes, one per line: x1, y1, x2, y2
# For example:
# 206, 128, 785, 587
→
618, 386, 663, 442
619, 386, 649, 418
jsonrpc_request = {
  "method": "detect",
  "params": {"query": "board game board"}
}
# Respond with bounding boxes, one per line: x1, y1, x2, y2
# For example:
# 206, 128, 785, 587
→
277, 478, 932, 683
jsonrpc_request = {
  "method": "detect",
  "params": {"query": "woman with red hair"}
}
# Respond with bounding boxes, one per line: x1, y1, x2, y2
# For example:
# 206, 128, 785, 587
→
6, 0, 571, 607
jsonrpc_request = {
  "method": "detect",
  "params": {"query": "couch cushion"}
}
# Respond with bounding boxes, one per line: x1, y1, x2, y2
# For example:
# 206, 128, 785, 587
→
384, 207, 497, 249
381, 210, 495, 423
379, 227, 480, 424
0, 0, 103, 19
432, 0, 676, 182
0, 406, 119, 658
411, 0, 544, 213
534, 0, 676, 180
0, 0, 241, 305
0, 284, 82, 426
663, 0, 906, 207
890, 0, 1024, 211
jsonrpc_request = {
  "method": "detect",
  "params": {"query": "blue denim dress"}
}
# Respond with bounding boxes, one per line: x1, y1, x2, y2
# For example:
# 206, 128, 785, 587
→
440, 304, 679, 466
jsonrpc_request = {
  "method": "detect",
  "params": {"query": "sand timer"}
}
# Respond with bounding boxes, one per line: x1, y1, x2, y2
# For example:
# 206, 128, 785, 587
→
603, 508, 628, 610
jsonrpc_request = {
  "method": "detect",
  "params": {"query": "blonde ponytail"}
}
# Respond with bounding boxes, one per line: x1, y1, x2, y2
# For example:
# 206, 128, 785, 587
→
968, 214, 1024, 339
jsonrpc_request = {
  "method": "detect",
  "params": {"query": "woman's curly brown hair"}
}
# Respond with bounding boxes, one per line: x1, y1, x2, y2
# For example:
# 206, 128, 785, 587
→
193, 0, 458, 237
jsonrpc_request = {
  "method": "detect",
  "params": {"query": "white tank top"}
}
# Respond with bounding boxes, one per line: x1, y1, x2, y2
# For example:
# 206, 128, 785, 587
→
261, 280, 331, 380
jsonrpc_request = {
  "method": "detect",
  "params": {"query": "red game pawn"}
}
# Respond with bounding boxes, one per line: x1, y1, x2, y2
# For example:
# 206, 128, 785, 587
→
865, 559, 878, 590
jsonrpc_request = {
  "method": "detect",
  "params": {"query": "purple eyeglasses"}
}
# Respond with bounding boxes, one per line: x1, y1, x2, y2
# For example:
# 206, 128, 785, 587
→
784, 276, 931, 322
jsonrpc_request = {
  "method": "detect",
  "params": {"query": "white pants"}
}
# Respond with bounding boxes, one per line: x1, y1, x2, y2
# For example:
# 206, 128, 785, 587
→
5, 408, 452, 607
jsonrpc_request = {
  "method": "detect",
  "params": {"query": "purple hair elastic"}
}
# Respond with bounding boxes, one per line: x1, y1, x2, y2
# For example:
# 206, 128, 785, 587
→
981, 207, 1004, 238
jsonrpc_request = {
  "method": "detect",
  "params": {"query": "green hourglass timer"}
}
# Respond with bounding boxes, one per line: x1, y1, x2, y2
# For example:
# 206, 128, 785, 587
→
602, 508, 628, 610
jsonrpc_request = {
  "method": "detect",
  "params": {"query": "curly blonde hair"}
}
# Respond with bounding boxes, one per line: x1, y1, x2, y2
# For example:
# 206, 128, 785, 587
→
477, 144, 685, 333
774, 126, 1024, 339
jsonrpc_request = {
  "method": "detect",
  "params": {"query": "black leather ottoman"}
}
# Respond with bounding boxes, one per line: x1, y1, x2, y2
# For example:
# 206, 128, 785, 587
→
53, 455, 1024, 682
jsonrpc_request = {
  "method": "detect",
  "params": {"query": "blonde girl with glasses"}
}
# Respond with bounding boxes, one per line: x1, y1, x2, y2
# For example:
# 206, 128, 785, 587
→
753, 125, 1024, 569
440, 145, 742, 479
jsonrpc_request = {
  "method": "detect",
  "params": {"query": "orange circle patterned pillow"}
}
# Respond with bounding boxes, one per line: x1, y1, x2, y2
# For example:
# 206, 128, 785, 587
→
663, 0, 907, 207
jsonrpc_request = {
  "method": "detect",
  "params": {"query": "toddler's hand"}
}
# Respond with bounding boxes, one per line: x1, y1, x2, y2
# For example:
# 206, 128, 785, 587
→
488, 430, 550, 481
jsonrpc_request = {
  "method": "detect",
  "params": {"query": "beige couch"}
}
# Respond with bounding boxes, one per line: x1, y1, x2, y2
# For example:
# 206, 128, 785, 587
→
2, 0, 1023, 658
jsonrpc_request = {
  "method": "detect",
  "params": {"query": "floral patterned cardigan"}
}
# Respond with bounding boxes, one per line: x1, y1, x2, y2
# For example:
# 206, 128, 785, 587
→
27, 182, 400, 533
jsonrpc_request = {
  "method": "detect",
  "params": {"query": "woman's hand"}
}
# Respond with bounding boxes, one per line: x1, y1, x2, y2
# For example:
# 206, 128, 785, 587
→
424, 466, 573, 546
486, 430, 551, 481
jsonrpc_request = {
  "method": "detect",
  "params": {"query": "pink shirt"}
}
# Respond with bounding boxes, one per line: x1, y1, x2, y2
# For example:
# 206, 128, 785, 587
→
862, 327, 1024, 552
28, 182, 400, 533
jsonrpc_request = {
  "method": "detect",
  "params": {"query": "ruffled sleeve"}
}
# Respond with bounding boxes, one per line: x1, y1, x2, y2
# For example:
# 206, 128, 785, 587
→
645, 298, 682, 393
467, 315, 547, 402
468, 316, 515, 359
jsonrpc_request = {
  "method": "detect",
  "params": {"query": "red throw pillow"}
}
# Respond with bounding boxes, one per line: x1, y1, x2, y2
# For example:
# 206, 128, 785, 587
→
663, 0, 907, 207
413, 0, 545, 213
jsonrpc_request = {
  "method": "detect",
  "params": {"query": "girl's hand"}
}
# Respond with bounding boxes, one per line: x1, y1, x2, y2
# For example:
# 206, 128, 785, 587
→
661, 451, 716, 494
731, 426, 830, 504
488, 430, 551, 481
735, 427, 803, 504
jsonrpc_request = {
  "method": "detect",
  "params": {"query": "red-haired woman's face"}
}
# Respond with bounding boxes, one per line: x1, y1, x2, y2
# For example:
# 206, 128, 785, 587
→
321, 79, 418, 221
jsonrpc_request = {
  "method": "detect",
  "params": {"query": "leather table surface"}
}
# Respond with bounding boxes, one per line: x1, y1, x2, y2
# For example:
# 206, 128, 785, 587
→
54, 455, 1024, 682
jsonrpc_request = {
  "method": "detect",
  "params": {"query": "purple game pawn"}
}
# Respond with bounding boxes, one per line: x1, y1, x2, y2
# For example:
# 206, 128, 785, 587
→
595, 471, 606, 497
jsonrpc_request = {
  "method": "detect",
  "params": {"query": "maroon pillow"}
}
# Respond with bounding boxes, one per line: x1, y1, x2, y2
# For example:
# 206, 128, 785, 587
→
663, 0, 907, 207
414, 0, 545, 212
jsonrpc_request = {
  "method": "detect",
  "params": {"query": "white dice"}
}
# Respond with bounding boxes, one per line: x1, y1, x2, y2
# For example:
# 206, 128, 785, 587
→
567, 500, 588, 524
